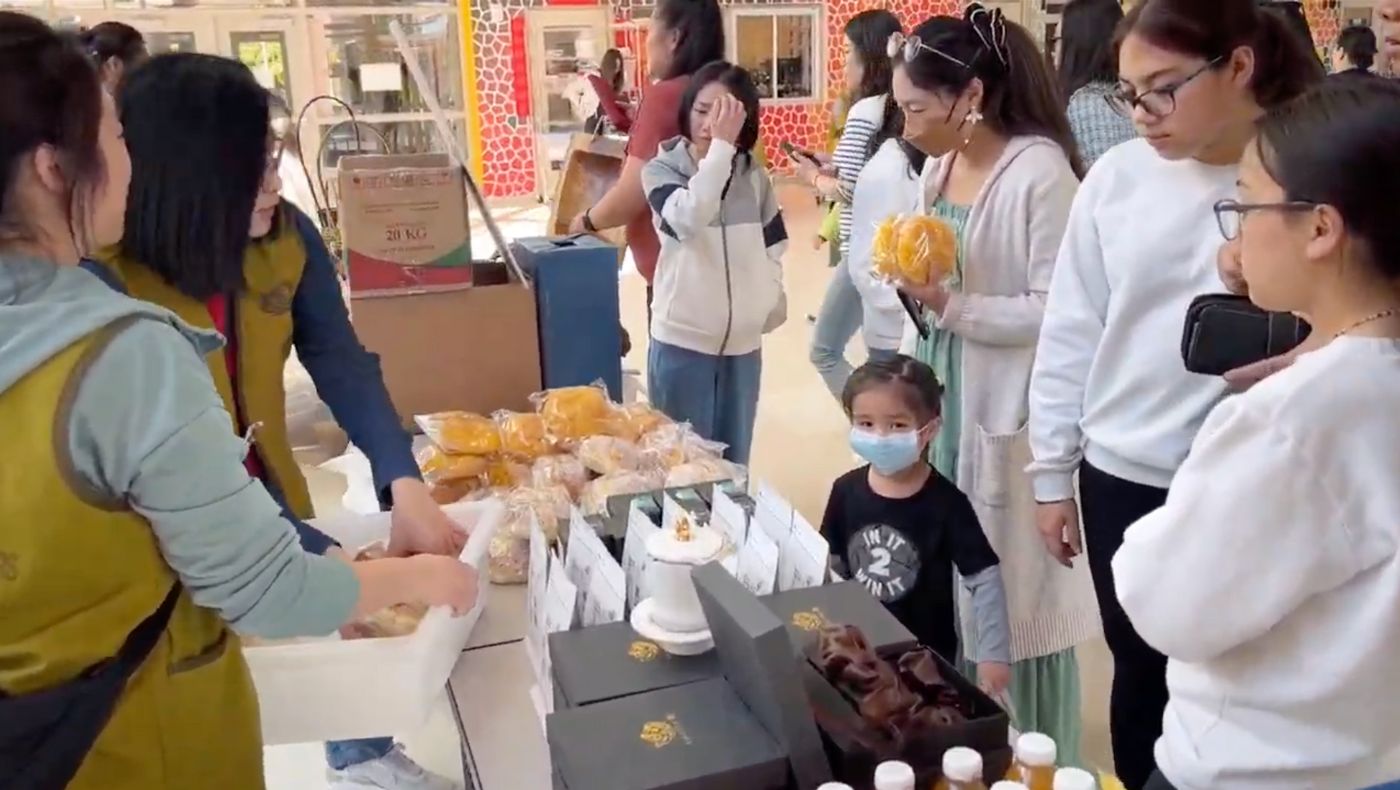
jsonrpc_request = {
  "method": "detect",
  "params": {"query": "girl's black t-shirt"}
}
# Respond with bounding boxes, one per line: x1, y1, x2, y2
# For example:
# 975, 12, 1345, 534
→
821, 465, 999, 661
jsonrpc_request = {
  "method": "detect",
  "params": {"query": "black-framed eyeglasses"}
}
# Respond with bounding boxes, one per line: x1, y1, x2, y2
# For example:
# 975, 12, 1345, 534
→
1107, 57, 1223, 119
886, 31, 973, 69
1213, 198, 1317, 241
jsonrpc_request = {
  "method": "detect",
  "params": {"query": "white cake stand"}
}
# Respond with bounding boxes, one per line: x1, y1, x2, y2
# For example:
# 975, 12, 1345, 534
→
629, 598, 714, 656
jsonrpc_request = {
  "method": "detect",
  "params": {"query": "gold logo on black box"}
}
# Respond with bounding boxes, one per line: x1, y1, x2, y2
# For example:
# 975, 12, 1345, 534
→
639, 714, 691, 749
628, 640, 661, 663
791, 608, 828, 632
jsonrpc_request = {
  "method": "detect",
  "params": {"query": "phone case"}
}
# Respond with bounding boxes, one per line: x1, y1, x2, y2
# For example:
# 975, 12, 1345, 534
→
1180, 294, 1311, 376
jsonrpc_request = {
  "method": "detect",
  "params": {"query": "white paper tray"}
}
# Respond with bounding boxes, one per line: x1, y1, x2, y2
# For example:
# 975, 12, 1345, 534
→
245, 499, 503, 745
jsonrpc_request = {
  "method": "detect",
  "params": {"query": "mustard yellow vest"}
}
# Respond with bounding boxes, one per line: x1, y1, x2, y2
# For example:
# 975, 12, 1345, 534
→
0, 318, 263, 789
97, 215, 313, 519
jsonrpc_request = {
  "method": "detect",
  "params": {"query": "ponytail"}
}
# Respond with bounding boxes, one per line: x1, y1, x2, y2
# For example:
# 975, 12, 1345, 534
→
1250, 9, 1325, 107
991, 14, 1086, 177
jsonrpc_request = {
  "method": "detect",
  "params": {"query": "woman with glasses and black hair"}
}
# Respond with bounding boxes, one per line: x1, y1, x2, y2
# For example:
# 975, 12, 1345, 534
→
1028, 0, 1322, 786
886, 4, 1097, 761
1116, 78, 1400, 790
83, 53, 470, 790
1059, 0, 1137, 166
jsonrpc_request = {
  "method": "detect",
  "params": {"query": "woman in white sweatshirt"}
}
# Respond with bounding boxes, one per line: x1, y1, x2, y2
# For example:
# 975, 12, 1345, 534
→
1119, 78, 1400, 790
1026, 0, 1322, 786
890, 5, 1099, 762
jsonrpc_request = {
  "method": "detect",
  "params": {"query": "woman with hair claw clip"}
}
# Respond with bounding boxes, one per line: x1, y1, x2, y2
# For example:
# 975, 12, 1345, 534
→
887, 3, 1098, 764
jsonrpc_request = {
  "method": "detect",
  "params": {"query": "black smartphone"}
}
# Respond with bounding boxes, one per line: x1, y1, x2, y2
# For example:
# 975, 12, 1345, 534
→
780, 140, 817, 162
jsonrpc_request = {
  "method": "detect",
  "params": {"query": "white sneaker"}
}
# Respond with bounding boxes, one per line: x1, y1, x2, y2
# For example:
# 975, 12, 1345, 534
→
326, 744, 462, 790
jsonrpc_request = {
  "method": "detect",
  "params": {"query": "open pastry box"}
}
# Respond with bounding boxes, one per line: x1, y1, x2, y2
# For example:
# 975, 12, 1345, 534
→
243, 499, 503, 745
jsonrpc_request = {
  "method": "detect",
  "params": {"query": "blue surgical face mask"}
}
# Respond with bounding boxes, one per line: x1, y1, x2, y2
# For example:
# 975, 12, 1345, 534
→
849, 427, 924, 475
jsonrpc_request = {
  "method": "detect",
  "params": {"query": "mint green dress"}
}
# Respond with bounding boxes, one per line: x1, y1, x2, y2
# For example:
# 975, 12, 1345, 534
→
915, 197, 1084, 767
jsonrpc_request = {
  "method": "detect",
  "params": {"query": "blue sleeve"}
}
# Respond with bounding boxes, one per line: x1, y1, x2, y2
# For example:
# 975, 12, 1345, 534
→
287, 205, 420, 507
280, 496, 338, 554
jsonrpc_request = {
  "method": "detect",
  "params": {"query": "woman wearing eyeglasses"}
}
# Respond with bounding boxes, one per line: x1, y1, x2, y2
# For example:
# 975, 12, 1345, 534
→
84, 53, 471, 790
1028, 0, 1321, 786
1117, 78, 1400, 790
888, 5, 1098, 762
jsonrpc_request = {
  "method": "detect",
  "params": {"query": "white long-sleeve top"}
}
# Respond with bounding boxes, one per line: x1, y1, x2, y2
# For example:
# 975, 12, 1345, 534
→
1028, 138, 1234, 501
848, 137, 920, 351
1114, 337, 1400, 789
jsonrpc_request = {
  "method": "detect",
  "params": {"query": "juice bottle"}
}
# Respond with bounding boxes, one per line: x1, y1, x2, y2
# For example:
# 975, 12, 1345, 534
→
1053, 768, 1097, 790
941, 747, 987, 790
873, 760, 916, 790
1012, 732, 1057, 790
816, 784, 855, 790
990, 783, 1029, 790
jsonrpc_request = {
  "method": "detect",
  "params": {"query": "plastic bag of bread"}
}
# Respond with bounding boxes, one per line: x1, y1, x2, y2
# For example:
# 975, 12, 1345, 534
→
494, 411, 554, 459
579, 469, 666, 516
532, 454, 589, 498
430, 477, 482, 505
417, 446, 489, 484
576, 435, 642, 476
534, 383, 611, 445
665, 457, 746, 489
504, 485, 573, 539
602, 402, 670, 442
485, 456, 532, 488
415, 411, 501, 456
487, 533, 529, 585
344, 603, 429, 639
640, 423, 727, 469
871, 214, 957, 286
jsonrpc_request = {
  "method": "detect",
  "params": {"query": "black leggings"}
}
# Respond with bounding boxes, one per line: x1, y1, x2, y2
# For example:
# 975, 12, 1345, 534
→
1080, 461, 1170, 790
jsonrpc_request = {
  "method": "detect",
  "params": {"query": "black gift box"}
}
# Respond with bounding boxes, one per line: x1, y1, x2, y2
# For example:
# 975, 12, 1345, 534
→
548, 677, 789, 790
548, 620, 720, 710
761, 582, 918, 658
692, 563, 833, 789
800, 646, 1011, 789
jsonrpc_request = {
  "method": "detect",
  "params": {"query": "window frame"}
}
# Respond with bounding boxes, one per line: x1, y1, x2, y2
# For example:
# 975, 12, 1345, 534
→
724, 4, 823, 105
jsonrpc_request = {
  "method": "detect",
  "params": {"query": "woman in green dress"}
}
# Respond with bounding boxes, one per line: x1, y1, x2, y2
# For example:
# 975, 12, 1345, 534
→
889, 7, 1099, 764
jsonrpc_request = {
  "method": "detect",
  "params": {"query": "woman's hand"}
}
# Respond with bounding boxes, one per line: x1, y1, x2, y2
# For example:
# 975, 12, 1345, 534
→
976, 661, 1012, 696
387, 478, 469, 558
1035, 499, 1082, 569
406, 554, 480, 616
899, 279, 952, 316
568, 212, 589, 235
711, 94, 747, 145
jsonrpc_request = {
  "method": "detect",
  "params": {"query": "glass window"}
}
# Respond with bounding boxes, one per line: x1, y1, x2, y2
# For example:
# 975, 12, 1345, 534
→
728, 8, 819, 101
232, 30, 291, 106
311, 13, 462, 116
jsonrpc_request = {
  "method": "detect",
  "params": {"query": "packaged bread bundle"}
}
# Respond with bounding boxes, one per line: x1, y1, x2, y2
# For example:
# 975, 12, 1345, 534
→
534, 383, 611, 446
532, 454, 589, 498
504, 484, 573, 539
429, 477, 482, 505
579, 469, 667, 516
665, 456, 746, 489
485, 456, 532, 489
494, 410, 554, 460
415, 411, 501, 456
870, 213, 957, 286
344, 603, 429, 639
602, 402, 671, 442
576, 435, 642, 476
417, 445, 489, 485
487, 533, 529, 585
640, 423, 727, 469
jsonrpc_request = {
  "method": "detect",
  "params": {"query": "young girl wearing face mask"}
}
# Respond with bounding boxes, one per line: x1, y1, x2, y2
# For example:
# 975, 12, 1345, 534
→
890, 4, 1097, 762
821, 355, 1011, 697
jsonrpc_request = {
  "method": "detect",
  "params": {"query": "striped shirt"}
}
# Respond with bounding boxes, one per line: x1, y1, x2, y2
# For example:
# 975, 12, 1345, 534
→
1066, 82, 1136, 168
832, 95, 886, 257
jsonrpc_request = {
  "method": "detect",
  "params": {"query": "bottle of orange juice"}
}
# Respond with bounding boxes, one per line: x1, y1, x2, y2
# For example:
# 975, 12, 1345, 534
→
938, 747, 987, 790
1053, 768, 1097, 790
1011, 733, 1057, 790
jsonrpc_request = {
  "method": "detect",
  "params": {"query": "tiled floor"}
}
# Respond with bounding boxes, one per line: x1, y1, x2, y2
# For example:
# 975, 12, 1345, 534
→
269, 182, 1115, 787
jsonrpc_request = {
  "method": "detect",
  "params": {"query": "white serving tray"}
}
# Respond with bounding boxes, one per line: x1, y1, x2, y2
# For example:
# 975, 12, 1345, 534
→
244, 499, 503, 745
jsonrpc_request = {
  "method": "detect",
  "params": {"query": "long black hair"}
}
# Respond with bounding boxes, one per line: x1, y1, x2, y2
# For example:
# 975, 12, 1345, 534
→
654, 0, 724, 81
600, 48, 625, 91
1058, 0, 1124, 96
81, 21, 145, 70
677, 61, 761, 155
119, 53, 270, 299
1255, 79, 1400, 278
844, 10, 908, 166
902, 5, 1084, 177
1120, 0, 1325, 110
0, 13, 106, 251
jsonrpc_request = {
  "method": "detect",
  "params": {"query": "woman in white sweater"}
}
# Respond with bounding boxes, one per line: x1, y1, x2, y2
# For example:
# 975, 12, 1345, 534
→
1027, 0, 1322, 786
1119, 78, 1400, 790
890, 5, 1099, 762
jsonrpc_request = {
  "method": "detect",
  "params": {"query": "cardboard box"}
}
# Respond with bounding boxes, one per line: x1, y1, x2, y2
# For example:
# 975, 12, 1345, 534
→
547, 677, 789, 790
338, 153, 474, 294
349, 258, 542, 421
761, 582, 918, 658
692, 563, 833, 789
548, 620, 720, 710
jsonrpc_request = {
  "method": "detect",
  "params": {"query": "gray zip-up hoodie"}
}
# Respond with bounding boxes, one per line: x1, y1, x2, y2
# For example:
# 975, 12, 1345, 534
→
0, 256, 357, 638
642, 138, 788, 357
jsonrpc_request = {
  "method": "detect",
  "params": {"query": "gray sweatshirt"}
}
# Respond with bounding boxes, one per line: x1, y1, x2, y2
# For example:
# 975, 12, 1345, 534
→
0, 256, 357, 638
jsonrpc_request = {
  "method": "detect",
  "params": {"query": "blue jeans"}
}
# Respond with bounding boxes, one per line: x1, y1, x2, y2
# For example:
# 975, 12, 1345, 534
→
648, 340, 761, 466
810, 258, 897, 400
326, 737, 394, 771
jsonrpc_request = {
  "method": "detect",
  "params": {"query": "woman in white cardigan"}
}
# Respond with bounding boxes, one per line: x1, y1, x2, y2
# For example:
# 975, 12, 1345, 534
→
890, 7, 1099, 761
